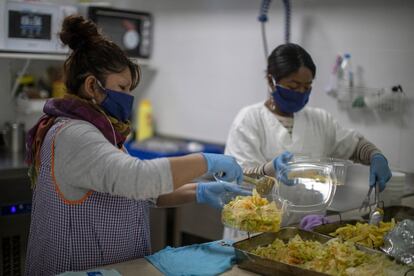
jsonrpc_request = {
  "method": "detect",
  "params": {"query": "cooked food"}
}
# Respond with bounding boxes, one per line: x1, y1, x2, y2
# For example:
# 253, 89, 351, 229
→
251, 235, 407, 276
329, 220, 395, 248
221, 189, 282, 232
288, 169, 330, 183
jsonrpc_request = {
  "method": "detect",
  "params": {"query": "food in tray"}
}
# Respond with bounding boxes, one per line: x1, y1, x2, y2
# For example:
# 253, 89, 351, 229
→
329, 219, 396, 248
287, 169, 330, 183
221, 189, 282, 232
251, 235, 407, 276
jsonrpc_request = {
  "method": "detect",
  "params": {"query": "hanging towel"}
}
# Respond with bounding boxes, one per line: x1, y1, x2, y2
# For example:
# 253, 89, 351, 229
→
145, 240, 236, 276
57, 269, 122, 276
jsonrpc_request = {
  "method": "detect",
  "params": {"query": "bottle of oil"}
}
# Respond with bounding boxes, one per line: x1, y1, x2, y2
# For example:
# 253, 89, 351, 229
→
136, 99, 154, 142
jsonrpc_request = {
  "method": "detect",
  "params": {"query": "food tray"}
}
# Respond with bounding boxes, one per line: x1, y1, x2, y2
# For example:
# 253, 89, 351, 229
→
311, 219, 363, 236
314, 206, 414, 237
362, 205, 414, 222
232, 227, 381, 276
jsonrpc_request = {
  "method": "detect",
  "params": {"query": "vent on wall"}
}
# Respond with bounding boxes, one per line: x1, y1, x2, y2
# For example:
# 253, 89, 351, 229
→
1, 235, 22, 276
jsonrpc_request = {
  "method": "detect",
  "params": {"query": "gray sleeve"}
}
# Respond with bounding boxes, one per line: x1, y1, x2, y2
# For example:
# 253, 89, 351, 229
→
349, 137, 382, 165
53, 120, 173, 201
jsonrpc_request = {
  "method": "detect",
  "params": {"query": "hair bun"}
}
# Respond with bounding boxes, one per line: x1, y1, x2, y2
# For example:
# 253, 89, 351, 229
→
60, 15, 100, 50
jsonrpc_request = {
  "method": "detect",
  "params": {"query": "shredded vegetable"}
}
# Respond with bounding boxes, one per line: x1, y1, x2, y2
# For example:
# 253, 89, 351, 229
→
330, 220, 395, 248
251, 235, 408, 276
221, 189, 282, 232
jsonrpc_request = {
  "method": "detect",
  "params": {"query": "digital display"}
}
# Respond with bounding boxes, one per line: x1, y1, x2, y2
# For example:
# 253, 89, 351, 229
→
9, 10, 51, 40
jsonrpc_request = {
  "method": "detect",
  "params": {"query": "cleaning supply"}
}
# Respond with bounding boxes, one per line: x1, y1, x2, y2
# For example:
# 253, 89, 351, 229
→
340, 53, 354, 88
136, 99, 154, 142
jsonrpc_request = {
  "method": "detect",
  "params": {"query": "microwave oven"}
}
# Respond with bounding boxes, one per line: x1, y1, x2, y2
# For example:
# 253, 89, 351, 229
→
0, 1, 78, 54
79, 6, 153, 59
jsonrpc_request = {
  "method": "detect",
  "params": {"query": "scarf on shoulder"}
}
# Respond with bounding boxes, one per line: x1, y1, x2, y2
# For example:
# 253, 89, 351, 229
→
25, 94, 131, 188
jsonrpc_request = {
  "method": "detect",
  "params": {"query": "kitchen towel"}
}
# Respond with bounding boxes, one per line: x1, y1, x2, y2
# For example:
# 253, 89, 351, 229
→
145, 240, 236, 276
57, 269, 121, 276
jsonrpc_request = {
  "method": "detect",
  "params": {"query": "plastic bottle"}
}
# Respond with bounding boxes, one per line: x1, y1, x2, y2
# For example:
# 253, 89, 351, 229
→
136, 99, 154, 142
340, 53, 354, 88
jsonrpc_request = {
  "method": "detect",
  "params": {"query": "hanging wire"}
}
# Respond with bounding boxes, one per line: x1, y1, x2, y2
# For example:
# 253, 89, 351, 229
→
258, 0, 271, 62
282, 0, 291, 43
258, 0, 292, 61
260, 22, 269, 62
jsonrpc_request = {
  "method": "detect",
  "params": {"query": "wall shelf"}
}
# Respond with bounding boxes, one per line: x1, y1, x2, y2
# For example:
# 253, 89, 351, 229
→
0, 51, 68, 61
0, 51, 150, 66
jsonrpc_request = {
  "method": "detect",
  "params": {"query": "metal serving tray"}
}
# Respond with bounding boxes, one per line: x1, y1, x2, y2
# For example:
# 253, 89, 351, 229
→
362, 205, 414, 222
312, 219, 363, 236
233, 227, 381, 276
313, 206, 414, 237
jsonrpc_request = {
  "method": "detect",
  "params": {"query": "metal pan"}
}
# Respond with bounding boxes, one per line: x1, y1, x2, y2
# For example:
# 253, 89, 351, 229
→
233, 227, 384, 276
311, 219, 363, 236
362, 205, 414, 222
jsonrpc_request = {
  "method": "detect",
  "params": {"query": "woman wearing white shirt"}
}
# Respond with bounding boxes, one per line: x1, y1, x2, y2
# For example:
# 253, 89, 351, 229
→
223, 43, 392, 240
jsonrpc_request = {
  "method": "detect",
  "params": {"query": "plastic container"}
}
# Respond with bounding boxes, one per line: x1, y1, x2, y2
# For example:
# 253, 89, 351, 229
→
340, 53, 354, 88
218, 173, 285, 233
221, 188, 285, 233
136, 99, 154, 142
275, 162, 337, 213
289, 156, 353, 186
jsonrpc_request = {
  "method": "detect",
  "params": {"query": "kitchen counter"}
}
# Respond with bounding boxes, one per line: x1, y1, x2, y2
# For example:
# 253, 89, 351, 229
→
0, 150, 28, 178
101, 257, 258, 276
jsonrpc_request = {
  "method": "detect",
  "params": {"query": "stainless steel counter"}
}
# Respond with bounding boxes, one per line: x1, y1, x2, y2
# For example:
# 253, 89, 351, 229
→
0, 151, 28, 179
101, 256, 258, 276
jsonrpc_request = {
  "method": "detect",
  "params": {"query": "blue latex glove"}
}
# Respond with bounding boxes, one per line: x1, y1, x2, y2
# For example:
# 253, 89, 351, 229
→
196, 182, 252, 209
273, 151, 294, 186
299, 214, 330, 231
370, 153, 392, 192
202, 153, 243, 184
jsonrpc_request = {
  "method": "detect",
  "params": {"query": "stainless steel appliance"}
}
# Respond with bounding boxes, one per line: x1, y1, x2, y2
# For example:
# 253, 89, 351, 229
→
79, 5, 153, 58
0, 0, 77, 53
0, 167, 32, 276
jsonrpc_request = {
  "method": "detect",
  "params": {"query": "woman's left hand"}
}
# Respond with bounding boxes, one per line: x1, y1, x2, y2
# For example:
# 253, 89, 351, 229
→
202, 153, 243, 184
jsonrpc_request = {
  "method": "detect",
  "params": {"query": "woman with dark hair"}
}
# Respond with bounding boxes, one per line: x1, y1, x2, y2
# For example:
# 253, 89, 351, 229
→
24, 15, 247, 275
223, 43, 392, 240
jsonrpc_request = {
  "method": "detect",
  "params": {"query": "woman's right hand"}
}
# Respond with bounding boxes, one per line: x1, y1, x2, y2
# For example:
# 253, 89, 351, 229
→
202, 153, 243, 184
196, 181, 251, 209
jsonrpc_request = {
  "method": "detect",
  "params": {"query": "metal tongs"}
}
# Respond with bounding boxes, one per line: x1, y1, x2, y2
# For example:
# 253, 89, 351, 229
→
359, 186, 374, 212
243, 174, 276, 195
368, 182, 384, 225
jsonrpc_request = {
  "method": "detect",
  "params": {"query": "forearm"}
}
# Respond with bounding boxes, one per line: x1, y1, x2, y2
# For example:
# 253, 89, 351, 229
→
350, 137, 382, 165
168, 154, 207, 190
156, 183, 197, 207
244, 161, 275, 177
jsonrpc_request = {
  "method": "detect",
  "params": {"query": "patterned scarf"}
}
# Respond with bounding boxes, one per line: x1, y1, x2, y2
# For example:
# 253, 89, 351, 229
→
26, 94, 131, 188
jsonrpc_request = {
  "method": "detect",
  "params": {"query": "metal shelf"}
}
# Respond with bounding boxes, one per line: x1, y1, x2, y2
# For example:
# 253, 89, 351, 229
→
0, 51, 68, 61
0, 51, 150, 66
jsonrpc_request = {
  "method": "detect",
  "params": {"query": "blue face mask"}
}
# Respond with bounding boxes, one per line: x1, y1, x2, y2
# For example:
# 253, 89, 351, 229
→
272, 85, 311, 114
97, 81, 134, 122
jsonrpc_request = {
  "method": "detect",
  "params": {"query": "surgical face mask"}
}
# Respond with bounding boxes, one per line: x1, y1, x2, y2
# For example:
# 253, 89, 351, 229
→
96, 80, 134, 122
271, 85, 311, 114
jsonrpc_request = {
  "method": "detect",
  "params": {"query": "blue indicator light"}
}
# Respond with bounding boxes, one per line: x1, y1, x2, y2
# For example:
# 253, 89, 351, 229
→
11, 206, 17, 214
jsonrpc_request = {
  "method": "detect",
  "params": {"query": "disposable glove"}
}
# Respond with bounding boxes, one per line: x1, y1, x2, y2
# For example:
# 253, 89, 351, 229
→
273, 151, 294, 186
196, 182, 251, 209
202, 153, 243, 184
299, 214, 330, 231
370, 153, 392, 192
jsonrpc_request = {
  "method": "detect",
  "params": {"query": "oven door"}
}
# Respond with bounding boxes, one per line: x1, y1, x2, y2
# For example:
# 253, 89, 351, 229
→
87, 7, 153, 58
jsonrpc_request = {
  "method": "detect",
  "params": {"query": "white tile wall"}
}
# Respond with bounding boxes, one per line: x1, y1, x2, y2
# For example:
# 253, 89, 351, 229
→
1, 0, 413, 173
